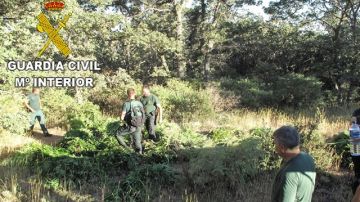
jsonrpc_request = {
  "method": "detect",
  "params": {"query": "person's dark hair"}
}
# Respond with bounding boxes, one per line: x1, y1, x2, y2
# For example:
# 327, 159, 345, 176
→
127, 88, 135, 96
273, 126, 300, 149
143, 84, 150, 90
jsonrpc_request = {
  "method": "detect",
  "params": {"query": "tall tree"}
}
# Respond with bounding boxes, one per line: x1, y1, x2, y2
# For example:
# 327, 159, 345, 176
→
266, 0, 360, 103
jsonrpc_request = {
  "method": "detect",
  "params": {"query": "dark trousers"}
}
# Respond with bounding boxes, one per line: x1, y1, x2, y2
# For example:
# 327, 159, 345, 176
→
352, 156, 360, 193
145, 114, 156, 139
30, 115, 49, 135
116, 125, 142, 153
353, 156, 360, 178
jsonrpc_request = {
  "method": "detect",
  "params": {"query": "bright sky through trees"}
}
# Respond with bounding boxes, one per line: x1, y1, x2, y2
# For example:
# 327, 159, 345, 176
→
242, 0, 271, 19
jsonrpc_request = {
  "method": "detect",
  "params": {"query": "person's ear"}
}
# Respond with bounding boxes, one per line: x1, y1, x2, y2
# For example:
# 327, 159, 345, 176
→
278, 144, 287, 154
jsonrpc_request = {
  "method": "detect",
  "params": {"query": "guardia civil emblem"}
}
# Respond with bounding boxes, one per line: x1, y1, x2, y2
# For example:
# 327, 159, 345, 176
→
36, 0, 71, 57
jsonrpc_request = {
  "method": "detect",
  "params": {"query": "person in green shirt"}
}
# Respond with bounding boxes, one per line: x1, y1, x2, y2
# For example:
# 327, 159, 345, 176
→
140, 85, 162, 142
24, 88, 51, 137
271, 126, 316, 202
116, 88, 144, 154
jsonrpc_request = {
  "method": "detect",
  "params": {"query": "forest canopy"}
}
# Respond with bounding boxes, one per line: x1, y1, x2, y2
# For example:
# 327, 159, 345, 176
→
1, 0, 359, 107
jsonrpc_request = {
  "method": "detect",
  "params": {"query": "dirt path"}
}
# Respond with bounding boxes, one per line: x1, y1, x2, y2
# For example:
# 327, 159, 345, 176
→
31, 127, 66, 146
0, 128, 66, 161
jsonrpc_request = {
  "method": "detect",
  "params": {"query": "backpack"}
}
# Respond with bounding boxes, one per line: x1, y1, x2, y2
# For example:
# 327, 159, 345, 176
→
128, 101, 146, 127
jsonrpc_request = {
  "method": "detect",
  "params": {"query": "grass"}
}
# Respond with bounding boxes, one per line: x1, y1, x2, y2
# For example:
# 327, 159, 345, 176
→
193, 107, 349, 138
0, 106, 356, 201
0, 130, 34, 160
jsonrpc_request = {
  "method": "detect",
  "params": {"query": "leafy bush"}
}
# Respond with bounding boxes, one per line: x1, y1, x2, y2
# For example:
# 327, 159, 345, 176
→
0, 92, 29, 135
1, 88, 96, 132
120, 164, 177, 200
210, 127, 236, 144
186, 138, 265, 191
272, 73, 323, 108
87, 69, 139, 115
67, 101, 108, 133
220, 74, 323, 108
330, 131, 351, 168
60, 136, 97, 155
295, 121, 342, 170
105, 120, 122, 136
250, 127, 282, 170
40, 88, 77, 128
156, 122, 210, 150
152, 79, 214, 122
220, 78, 272, 108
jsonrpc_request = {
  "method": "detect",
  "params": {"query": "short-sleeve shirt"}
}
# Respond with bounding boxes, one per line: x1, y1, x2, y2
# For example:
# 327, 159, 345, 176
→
27, 93, 41, 111
271, 152, 316, 202
140, 94, 160, 115
122, 99, 144, 123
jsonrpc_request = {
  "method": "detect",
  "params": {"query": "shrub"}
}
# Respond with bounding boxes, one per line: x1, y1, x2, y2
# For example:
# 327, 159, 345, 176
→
0, 92, 29, 135
220, 74, 323, 108
250, 127, 281, 170
41, 88, 77, 128
67, 101, 107, 133
120, 164, 177, 200
156, 122, 210, 150
87, 69, 138, 115
272, 73, 323, 108
210, 127, 236, 144
330, 131, 351, 168
220, 78, 272, 108
60, 136, 97, 155
295, 121, 342, 170
186, 137, 265, 191
152, 79, 214, 122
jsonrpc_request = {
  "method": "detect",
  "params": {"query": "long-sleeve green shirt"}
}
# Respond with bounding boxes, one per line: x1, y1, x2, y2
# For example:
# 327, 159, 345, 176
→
271, 152, 316, 202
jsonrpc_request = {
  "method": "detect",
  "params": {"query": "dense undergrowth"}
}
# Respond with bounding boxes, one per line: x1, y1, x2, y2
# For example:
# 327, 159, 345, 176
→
0, 79, 354, 201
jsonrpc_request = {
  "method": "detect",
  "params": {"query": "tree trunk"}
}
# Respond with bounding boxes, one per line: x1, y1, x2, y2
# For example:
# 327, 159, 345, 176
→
174, 0, 186, 78
345, 1, 359, 104
203, 40, 213, 81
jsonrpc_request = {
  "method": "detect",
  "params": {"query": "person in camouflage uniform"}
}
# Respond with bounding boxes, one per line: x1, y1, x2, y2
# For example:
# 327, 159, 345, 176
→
140, 85, 162, 142
116, 88, 144, 154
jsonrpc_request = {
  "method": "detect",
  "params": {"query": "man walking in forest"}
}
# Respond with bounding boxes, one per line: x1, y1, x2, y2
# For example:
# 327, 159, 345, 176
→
271, 126, 316, 202
116, 88, 145, 154
24, 88, 52, 137
140, 85, 162, 142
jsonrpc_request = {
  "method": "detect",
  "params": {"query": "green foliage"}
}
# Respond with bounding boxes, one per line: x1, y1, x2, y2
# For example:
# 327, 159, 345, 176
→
87, 69, 138, 115
105, 120, 122, 136
186, 138, 264, 191
44, 178, 61, 190
0, 92, 29, 135
2, 111, 347, 201
1, 0, 358, 200
330, 131, 351, 168
220, 74, 323, 108
296, 121, 341, 170
60, 136, 97, 155
272, 74, 323, 108
220, 78, 271, 108
120, 164, 177, 200
250, 127, 282, 170
156, 122, 209, 150
210, 127, 236, 144
67, 101, 107, 133
152, 79, 214, 122
41, 89, 77, 128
